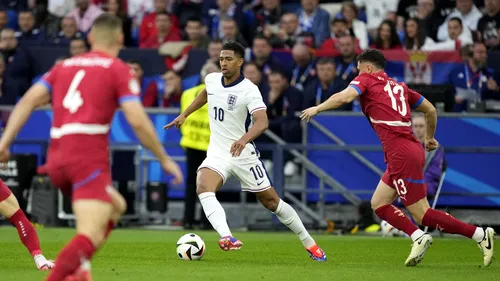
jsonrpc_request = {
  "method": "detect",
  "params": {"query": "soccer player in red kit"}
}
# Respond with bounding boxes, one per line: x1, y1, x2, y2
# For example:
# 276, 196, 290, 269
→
0, 14, 183, 281
0, 184, 54, 270
301, 49, 495, 267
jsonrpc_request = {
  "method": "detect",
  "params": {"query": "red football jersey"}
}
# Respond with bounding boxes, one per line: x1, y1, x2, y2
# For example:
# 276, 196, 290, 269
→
348, 71, 424, 154
39, 51, 141, 164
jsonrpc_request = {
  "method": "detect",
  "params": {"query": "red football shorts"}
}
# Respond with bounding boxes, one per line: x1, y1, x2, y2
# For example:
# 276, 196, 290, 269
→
381, 141, 427, 206
0, 180, 12, 202
43, 159, 113, 203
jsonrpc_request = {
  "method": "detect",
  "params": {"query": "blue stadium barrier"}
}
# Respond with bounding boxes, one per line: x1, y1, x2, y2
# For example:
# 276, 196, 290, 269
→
6, 109, 499, 208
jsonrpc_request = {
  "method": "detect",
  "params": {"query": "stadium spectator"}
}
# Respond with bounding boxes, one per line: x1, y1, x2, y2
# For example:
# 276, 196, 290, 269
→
435, 0, 458, 21
319, 18, 362, 54
67, 0, 104, 33
140, 0, 180, 46
183, 16, 210, 50
447, 17, 473, 46
69, 37, 88, 56
162, 70, 182, 107
203, 0, 246, 41
354, 0, 398, 37
48, 0, 76, 18
207, 39, 222, 68
48, 16, 85, 46
296, 0, 330, 47
0, 10, 8, 31
254, 0, 283, 37
139, 12, 181, 49
334, 35, 359, 90
403, 18, 435, 50
371, 20, 403, 50
180, 60, 218, 230
290, 43, 316, 91
259, 69, 303, 176
165, 16, 211, 73
127, 0, 153, 27
437, 0, 482, 41
477, 0, 500, 51
15, 10, 44, 46
172, 0, 203, 28
450, 42, 500, 112
339, 2, 369, 50
274, 12, 315, 49
412, 113, 445, 198
220, 17, 248, 48
423, 17, 473, 50
304, 57, 350, 110
414, 0, 442, 41
0, 53, 22, 105
243, 62, 269, 95
127, 59, 159, 107
252, 35, 282, 77
0, 28, 31, 97
397, 0, 419, 32
106, 0, 133, 47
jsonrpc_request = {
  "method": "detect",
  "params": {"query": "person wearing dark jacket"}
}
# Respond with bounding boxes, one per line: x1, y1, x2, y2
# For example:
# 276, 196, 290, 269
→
0, 28, 31, 97
0, 52, 22, 105
303, 57, 351, 110
15, 10, 44, 46
259, 70, 303, 176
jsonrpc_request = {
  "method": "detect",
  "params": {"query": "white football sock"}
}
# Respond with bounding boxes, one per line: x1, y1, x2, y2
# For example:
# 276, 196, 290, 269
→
410, 229, 426, 242
198, 192, 232, 237
472, 227, 485, 242
274, 199, 316, 248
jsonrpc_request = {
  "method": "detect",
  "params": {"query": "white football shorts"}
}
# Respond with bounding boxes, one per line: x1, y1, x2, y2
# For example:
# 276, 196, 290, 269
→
197, 155, 272, 192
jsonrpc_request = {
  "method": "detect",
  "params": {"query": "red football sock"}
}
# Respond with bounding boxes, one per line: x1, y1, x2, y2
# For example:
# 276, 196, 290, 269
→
45, 235, 96, 281
104, 220, 115, 239
8, 209, 42, 256
422, 208, 476, 238
375, 204, 420, 236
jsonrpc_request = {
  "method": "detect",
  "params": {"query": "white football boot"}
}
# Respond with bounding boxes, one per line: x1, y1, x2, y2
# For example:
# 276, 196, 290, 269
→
478, 227, 496, 267
405, 233, 433, 266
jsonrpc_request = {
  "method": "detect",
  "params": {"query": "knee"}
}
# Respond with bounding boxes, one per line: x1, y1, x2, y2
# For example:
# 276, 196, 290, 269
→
259, 196, 280, 212
370, 196, 387, 212
196, 180, 216, 196
0, 194, 20, 218
407, 199, 431, 225
77, 227, 106, 248
409, 207, 429, 225
114, 195, 127, 216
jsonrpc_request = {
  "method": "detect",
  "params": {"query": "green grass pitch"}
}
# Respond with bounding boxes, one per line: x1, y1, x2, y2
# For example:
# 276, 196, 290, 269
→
0, 227, 497, 281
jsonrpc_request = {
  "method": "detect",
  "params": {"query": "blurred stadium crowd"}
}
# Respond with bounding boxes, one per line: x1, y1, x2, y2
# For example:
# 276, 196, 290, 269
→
0, 0, 498, 176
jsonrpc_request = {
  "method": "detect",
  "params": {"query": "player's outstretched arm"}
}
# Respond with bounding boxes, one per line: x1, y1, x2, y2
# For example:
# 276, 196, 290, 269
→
300, 87, 358, 122
121, 100, 183, 184
414, 97, 438, 151
163, 89, 207, 129
0, 84, 50, 161
230, 110, 268, 157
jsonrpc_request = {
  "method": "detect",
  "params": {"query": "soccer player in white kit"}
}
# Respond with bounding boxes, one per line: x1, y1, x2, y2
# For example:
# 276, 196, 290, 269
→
165, 41, 326, 261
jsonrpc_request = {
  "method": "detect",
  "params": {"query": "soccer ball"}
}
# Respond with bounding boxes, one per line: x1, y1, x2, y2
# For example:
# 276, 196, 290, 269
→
176, 233, 205, 261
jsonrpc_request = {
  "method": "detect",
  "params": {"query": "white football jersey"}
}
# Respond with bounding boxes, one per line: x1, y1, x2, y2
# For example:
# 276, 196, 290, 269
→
204, 72, 267, 159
